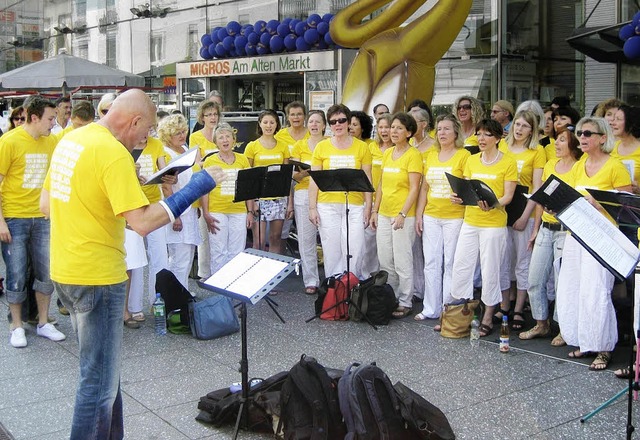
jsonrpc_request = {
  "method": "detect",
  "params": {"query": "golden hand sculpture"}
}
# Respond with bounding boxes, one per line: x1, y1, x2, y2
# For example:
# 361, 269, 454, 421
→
330, 0, 472, 113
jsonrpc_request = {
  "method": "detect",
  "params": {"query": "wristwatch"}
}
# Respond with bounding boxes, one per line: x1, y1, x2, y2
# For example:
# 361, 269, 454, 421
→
398, 212, 406, 218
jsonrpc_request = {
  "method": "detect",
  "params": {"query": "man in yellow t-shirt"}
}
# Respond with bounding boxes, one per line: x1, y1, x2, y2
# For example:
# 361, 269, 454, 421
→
40, 89, 226, 440
0, 96, 65, 349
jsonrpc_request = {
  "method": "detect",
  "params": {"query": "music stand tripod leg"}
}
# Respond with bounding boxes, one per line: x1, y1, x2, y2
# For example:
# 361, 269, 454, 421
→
232, 302, 249, 440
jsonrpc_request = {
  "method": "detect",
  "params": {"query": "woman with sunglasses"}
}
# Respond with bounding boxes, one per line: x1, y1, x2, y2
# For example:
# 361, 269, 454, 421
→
370, 112, 423, 318
519, 127, 582, 342
8, 107, 25, 131
290, 110, 326, 294
245, 109, 292, 255
556, 117, 632, 371
495, 110, 546, 331
309, 104, 373, 280
415, 114, 469, 324
361, 113, 393, 278
453, 96, 485, 151
449, 119, 518, 337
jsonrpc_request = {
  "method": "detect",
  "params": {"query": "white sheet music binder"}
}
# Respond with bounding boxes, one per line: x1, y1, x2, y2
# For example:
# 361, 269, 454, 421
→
198, 249, 299, 304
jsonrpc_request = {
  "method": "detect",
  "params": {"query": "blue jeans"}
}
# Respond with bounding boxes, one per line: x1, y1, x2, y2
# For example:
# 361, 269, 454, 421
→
55, 281, 126, 440
527, 226, 566, 321
1, 217, 53, 303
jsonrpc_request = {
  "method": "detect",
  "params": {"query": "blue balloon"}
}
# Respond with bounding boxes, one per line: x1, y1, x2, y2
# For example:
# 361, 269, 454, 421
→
245, 42, 257, 56
282, 17, 292, 26
637, 25, 640, 36
624, 36, 640, 59
208, 44, 217, 56
284, 33, 297, 51
620, 24, 635, 41
289, 19, 301, 33
322, 13, 334, 23
260, 32, 271, 46
277, 23, 290, 37
235, 35, 248, 50
222, 35, 235, 51
215, 42, 226, 57
634, 11, 640, 27
307, 14, 322, 28
201, 34, 212, 46
295, 36, 310, 51
324, 32, 334, 45
201, 46, 213, 59
227, 21, 241, 36
266, 19, 280, 35
241, 24, 254, 36
295, 21, 308, 37
254, 20, 267, 33
270, 35, 284, 53
317, 21, 329, 35
217, 27, 228, 42
304, 28, 319, 44
317, 39, 328, 50
210, 27, 221, 40
247, 32, 260, 45
256, 44, 270, 55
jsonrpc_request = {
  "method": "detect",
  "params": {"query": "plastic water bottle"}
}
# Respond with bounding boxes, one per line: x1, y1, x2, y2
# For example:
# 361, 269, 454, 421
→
470, 315, 480, 347
153, 293, 167, 336
499, 314, 510, 353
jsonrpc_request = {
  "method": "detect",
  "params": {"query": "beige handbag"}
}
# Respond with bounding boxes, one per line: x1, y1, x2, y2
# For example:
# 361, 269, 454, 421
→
440, 300, 480, 339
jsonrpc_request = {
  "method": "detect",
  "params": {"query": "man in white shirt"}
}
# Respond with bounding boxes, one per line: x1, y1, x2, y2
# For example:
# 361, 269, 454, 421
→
50, 96, 72, 134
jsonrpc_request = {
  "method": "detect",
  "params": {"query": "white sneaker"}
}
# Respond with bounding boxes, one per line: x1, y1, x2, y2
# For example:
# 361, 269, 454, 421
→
10, 327, 27, 348
37, 323, 66, 342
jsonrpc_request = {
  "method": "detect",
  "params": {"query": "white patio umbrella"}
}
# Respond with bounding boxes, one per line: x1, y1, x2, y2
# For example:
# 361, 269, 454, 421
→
0, 51, 144, 93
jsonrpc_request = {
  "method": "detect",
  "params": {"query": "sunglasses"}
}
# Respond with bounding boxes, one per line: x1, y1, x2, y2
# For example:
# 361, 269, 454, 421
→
12, 117, 25, 122
328, 117, 348, 126
457, 104, 472, 111
576, 130, 603, 138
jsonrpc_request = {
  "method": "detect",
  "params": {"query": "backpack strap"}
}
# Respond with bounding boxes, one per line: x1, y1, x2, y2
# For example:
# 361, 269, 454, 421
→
339, 363, 361, 438
357, 364, 401, 439
289, 356, 330, 439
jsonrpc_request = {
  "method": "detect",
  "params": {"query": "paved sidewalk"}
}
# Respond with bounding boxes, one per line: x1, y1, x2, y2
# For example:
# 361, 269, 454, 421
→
0, 271, 638, 440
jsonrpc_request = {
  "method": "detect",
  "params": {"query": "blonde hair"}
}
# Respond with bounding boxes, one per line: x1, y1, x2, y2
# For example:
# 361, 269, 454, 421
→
214, 122, 237, 143
97, 93, 116, 116
157, 114, 188, 146
374, 113, 393, 144
506, 110, 540, 150
453, 96, 485, 126
433, 114, 464, 151
197, 100, 222, 124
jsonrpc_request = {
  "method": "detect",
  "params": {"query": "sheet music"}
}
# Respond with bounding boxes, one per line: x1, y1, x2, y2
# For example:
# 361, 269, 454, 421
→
558, 197, 640, 278
203, 252, 289, 300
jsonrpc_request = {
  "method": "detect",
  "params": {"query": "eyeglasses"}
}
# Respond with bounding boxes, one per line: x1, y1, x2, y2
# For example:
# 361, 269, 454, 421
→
12, 117, 25, 122
576, 130, 603, 138
328, 117, 348, 126
476, 132, 495, 138
491, 109, 506, 114
513, 122, 531, 130
203, 113, 218, 118
457, 104, 472, 111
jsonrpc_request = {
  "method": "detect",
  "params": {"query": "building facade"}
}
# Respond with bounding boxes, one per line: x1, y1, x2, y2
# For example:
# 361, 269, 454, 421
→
0, 0, 637, 113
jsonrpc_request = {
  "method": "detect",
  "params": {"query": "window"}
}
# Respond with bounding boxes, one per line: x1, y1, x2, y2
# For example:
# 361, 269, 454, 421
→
151, 31, 164, 65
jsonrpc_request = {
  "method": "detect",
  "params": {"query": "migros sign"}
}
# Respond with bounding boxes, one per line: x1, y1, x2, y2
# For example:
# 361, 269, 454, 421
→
177, 51, 336, 78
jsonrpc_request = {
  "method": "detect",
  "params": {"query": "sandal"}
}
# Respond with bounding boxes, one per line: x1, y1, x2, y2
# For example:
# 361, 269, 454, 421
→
568, 350, 596, 359
433, 324, 441, 332
510, 311, 525, 331
304, 286, 317, 295
519, 324, 550, 340
589, 352, 612, 371
392, 306, 411, 319
492, 308, 510, 325
478, 323, 493, 337
124, 318, 140, 329
131, 312, 146, 322
614, 366, 635, 379
551, 333, 566, 347
413, 312, 428, 321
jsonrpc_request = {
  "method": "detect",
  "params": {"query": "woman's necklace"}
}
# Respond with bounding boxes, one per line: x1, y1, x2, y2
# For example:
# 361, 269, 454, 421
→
219, 152, 235, 165
481, 151, 500, 166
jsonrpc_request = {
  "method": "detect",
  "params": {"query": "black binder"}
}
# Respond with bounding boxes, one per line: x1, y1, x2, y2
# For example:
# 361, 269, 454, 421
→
445, 172, 499, 208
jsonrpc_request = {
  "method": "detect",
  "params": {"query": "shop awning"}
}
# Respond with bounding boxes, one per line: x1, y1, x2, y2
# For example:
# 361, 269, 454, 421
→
566, 21, 638, 64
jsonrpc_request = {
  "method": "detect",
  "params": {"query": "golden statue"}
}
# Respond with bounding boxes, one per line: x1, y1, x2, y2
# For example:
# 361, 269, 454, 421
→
330, 0, 472, 113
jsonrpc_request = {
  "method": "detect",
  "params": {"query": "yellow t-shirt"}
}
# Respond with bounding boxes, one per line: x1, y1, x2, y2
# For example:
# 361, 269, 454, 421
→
369, 141, 384, 193
189, 130, 218, 158
311, 137, 372, 205
138, 137, 165, 203
379, 147, 423, 217
424, 148, 470, 219
540, 159, 576, 225
499, 144, 546, 192
0, 126, 59, 218
464, 134, 478, 147
569, 156, 632, 224
244, 139, 290, 167
543, 137, 556, 161
44, 123, 149, 285
203, 153, 250, 214
275, 127, 310, 155
463, 154, 518, 228
610, 140, 640, 183
290, 139, 315, 191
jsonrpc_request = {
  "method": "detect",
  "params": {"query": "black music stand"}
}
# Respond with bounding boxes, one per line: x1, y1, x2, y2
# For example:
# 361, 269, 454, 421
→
304, 168, 377, 328
234, 164, 294, 251
197, 249, 298, 439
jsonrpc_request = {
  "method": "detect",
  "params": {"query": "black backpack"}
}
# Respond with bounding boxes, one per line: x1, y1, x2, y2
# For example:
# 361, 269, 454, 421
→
196, 371, 288, 432
338, 362, 407, 440
394, 381, 456, 440
349, 271, 397, 325
278, 354, 346, 439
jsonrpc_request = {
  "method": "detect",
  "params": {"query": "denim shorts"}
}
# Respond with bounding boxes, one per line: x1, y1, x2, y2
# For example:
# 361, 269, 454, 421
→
1, 217, 54, 303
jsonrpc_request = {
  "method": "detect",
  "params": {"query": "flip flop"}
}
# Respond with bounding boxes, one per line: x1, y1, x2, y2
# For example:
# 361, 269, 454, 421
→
568, 350, 596, 359
131, 312, 146, 322
413, 312, 428, 321
124, 318, 140, 329
478, 323, 493, 337
392, 306, 411, 319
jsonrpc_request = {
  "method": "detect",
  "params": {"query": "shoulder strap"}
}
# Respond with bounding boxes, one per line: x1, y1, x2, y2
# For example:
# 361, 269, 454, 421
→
356, 364, 401, 439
